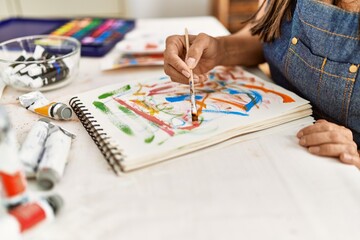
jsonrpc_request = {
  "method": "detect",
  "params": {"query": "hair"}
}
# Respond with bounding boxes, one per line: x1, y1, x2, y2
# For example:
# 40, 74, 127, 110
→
247, 0, 360, 42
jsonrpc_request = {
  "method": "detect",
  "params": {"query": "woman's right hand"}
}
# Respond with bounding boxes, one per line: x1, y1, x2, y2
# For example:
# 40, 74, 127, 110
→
164, 33, 223, 84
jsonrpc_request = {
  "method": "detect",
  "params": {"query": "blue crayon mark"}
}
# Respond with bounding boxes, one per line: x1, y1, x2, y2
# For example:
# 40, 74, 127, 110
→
203, 109, 248, 116
244, 90, 262, 112
166, 94, 202, 102
224, 88, 240, 95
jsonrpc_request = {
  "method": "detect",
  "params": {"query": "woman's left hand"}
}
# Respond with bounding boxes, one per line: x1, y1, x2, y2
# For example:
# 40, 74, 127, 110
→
297, 119, 360, 168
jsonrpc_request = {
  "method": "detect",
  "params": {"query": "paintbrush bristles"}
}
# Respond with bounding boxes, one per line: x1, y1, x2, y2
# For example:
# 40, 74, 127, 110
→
184, 28, 198, 122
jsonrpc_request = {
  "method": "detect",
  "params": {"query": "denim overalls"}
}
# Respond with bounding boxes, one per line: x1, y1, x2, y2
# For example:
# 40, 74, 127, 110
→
263, 0, 360, 146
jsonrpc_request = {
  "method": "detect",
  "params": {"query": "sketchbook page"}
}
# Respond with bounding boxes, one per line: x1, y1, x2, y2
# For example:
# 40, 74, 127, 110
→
72, 66, 312, 171
101, 16, 229, 70
116, 16, 229, 54
101, 53, 164, 71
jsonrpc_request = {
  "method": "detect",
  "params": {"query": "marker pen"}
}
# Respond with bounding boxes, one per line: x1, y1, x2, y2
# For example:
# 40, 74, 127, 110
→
19, 118, 51, 178
37, 123, 76, 190
0, 194, 63, 236
18, 91, 73, 120
0, 107, 29, 209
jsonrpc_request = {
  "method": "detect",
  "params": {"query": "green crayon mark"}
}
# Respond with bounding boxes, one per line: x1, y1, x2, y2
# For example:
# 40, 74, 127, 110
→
145, 135, 155, 143
98, 85, 131, 99
118, 105, 154, 143
118, 105, 135, 116
118, 124, 133, 135
93, 101, 109, 113
92, 101, 133, 136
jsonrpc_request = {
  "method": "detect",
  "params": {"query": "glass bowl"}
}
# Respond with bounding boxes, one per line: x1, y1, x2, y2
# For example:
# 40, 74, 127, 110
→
0, 35, 80, 91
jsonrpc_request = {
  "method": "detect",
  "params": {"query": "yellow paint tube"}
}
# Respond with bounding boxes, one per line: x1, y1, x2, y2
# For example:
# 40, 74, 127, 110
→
18, 91, 72, 120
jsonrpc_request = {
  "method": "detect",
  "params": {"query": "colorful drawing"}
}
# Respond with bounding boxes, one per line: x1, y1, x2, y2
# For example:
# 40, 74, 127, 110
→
92, 66, 296, 145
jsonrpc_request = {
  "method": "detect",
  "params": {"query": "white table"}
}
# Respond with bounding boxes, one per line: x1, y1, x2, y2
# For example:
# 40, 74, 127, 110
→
1, 17, 360, 240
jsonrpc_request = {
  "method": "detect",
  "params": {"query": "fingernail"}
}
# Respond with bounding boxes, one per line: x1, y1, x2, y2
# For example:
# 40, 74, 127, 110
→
309, 146, 320, 154
186, 57, 196, 69
299, 138, 306, 145
297, 131, 303, 138
182, 70, 190, 78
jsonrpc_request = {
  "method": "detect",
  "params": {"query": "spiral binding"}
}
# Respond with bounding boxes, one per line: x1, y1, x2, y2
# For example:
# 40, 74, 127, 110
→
69, 96, 124, 175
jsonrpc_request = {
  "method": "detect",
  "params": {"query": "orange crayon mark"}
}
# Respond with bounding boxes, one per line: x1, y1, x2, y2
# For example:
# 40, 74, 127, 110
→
242, 84, 295, 103
210, 97, 247, 111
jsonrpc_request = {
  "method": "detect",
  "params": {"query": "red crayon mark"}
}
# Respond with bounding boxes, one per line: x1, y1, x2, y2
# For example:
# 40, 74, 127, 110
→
145, 43, 158, 49
114, 98, 175, 136
242, 84, 295, 103
148, 84, 175, 96
179, 120, 201, 130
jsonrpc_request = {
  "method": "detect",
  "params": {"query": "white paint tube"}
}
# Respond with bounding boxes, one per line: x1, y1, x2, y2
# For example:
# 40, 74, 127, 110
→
18, 118, 50, 178
18, 91, 72, 120
36, 123, 76, 190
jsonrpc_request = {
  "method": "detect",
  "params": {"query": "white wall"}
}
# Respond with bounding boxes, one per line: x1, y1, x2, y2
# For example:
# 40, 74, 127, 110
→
0, 0, 18, 19
0, 0, 211, 19
125, 0, 211, 18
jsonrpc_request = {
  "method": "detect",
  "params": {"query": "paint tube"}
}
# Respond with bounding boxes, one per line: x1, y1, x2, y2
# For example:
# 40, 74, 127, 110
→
29, 61, 69, 88
4, 56, 32, 86
3, 55, 26, 79
33, 45, 55, 60
18, 118, 51, 178
36, 123, 76, 190
18, 91, 73, 120
0, 107, 29, 209
0, 194, 63, 236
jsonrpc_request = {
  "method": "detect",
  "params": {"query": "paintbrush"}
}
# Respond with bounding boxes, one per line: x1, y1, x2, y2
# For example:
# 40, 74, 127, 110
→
184, 28, 198, 122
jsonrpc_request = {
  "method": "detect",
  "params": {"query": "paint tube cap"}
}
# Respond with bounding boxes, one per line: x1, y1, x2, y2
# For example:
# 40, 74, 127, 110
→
45, 194, 64, 215
36, 168, 59, 190
56, 105, 72, 120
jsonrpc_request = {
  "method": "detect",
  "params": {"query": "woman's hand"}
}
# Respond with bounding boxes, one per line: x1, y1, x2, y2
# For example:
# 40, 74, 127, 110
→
163, 33, 223, 84
297, 119, 360, 168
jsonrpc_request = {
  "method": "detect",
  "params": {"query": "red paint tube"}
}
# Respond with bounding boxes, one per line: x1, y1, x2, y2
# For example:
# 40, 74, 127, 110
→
0, 194, 63, 236
0, 107, 28, 209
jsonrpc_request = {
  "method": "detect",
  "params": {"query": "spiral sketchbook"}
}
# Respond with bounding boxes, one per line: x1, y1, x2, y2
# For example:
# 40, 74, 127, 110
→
69, 66, 312, 174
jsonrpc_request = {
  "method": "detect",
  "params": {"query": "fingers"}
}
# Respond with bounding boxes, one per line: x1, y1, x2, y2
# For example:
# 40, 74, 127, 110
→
164, 33, 215, 84
164, 35, 190, 82
299, 131, 356, 147
186, 33, 211, 69
307, 143, 358, 157
340, 152, 360, 167
297, 119, 353, 140
164, 62, 204, 85
297, 119, 360, 167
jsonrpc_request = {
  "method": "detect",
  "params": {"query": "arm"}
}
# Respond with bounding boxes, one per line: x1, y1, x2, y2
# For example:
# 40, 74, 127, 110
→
217, 24, 265, 67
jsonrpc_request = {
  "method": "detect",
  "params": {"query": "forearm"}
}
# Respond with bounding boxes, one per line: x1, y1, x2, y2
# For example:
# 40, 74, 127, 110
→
217, 25, 265, 67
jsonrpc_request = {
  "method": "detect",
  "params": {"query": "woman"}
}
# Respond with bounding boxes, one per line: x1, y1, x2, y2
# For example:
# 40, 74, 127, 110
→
163, 0, 360, 167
